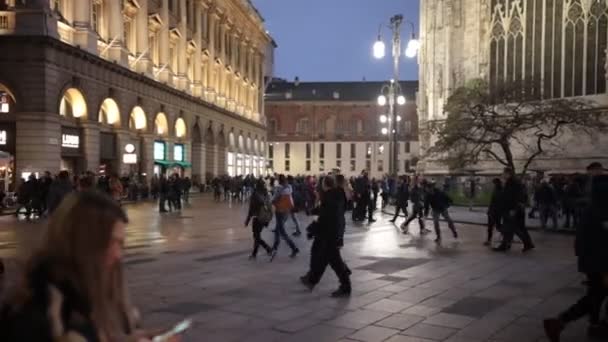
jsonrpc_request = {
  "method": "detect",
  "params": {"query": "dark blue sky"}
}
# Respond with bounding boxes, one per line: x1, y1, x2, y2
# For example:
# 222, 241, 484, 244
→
252, 0, 420, 82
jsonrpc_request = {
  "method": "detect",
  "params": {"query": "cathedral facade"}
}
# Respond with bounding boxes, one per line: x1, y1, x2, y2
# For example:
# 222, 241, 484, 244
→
418, 0, 608, 175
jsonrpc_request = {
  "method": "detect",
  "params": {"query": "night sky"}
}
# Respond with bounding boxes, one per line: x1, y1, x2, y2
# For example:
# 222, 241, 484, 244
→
252, 0, 420, 82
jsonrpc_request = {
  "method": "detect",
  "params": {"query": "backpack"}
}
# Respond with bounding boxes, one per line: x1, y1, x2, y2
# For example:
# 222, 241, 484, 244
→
257, 194, 273, 224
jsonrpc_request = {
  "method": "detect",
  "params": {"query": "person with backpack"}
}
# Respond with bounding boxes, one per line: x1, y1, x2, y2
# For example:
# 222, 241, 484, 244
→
245, 180, 273, 260
270, 175, 299, 261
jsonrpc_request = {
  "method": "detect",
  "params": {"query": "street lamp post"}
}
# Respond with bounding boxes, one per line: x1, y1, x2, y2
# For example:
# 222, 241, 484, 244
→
374, 14, 419, 176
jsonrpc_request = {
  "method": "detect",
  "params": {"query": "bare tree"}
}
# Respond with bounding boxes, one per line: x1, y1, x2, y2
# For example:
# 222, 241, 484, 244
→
428, 79, 608, 174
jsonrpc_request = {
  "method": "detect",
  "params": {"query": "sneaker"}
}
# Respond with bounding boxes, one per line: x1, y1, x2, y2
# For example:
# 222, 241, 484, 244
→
330, 288, 352, 298
368, 218, 377, 224
543, 318, 563, 342
300, 276, 314, 291
290, 248, 299, 258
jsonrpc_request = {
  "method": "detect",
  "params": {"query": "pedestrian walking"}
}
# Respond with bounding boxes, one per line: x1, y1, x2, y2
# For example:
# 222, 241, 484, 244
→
543, 174, 608, 342
400, 179, 430, 235
109, 173, 123, 204
300, 176, 351, 297
428, 182, 458, 244
270, 175, 299, 260
245, 180, 273, 259
46, 171, 73, 216
390, 176, 409, 223
485, 178, 503, 246
537, 179, 559, 230
493, 168, 535, 252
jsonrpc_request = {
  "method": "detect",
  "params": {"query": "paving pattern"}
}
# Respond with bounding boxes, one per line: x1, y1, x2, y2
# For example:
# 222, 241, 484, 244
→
0, 195, 598, 341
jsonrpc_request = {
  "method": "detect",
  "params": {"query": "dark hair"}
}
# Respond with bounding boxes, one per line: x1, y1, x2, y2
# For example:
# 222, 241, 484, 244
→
323, 176, 336, 189
278, 174, 286, 185
58, 170, 69, 180
336, 174, 346, 186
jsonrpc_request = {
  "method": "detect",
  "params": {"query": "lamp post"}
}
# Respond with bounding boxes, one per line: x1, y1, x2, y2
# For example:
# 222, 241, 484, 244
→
373, 14, 419, 176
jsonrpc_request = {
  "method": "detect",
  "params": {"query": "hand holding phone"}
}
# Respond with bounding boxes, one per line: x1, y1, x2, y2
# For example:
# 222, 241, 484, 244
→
152, 318, 192, 342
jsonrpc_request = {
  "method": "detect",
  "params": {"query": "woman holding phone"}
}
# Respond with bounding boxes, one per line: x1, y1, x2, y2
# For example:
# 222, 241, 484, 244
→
0, 191, 182, 341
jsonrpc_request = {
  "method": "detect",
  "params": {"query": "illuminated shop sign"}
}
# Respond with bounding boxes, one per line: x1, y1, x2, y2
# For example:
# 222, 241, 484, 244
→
62, 134, 80, 149
0, 92, 9, 113
0, 130, 6, 145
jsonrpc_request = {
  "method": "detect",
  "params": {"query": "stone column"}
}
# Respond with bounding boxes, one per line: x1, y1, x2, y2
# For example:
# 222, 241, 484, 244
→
140, 133, 156, 180
15, 113, 62, 176
206, 12, 217, 102
158, 0, 171, 83
81, 122, 101, 173
115, 130, 131, 176
192, 1, 203, 97
184, 141, 192, 177
107, 0, 127, 65
177, 0, 188, 91
191, 141, 205, 182
73, 0, 97, 53
135, 0, 152, 75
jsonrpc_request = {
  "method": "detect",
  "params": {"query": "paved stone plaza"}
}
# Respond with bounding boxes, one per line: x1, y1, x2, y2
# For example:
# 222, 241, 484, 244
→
0, 196, 598, 341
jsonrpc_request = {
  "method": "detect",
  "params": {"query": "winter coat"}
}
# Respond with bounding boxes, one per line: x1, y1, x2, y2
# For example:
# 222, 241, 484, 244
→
488, 185, 503, 216
395, 183, 410, 207
246, 190, 269, 226
575, 175, 608, 273
46, 179, 73, 214
311, 188, 345, 244
428, 189, 452, 212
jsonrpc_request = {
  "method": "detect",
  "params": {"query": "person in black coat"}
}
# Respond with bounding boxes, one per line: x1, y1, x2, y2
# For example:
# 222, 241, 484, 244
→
493, 168, 535, 252
544, 174, 608, 341
401, 179, 429, 235
245, 180, 273, 259
301, 176, 351, 297
390, 176, 410, 223
485, 178, 503, 246
428, 183, 458, 244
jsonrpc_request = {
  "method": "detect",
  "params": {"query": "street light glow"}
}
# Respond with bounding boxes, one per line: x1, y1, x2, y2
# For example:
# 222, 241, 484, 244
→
397, 95, 406, 105
373, 39, 386, 59
377, 95, 387, 106
379, 115, 388, 123
381, 127, 388, 135
405, 39, 420, 58
396, 115, 402, 122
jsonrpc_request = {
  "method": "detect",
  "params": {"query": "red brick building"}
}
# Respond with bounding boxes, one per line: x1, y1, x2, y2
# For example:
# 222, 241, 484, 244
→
264, 80, 419, 177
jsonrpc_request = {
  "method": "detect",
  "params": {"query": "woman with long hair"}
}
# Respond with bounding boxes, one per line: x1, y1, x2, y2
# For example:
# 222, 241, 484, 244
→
0, 191, 178, 341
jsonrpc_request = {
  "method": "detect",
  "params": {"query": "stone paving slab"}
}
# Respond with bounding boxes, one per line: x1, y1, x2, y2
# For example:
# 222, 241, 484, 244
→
0, 195, 601, 341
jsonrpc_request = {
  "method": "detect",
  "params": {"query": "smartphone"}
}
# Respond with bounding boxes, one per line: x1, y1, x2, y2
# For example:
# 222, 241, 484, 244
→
152, 318, 192, 342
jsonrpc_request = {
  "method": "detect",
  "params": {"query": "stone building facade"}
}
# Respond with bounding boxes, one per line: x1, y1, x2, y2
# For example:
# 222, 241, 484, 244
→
418, 0, 608, 175
0, 0, 273, 190
265, 80, 420, 179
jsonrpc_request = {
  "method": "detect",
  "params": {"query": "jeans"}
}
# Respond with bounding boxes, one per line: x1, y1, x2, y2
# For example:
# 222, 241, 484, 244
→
290, 212, 301, 233
251, 218, 271, 257
432, 209, 457, 240
273, 212, 297, 252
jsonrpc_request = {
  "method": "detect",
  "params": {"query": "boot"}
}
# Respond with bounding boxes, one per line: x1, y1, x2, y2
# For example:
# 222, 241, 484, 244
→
331, 287, 351, 298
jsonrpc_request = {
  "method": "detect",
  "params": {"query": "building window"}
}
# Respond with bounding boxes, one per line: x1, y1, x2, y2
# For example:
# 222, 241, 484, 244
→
366, 143, 372, 158
268, 144, 274, 159
169, 43, 177, 72
154, 141, 166, 160
319, 160, 325, 172
306, 143, 311, 159
350, 143, 356, 158
350, 160, 356, 172
306, 160, 311, 172
377, 160, 384, 172
336, 143, 342, 159
267, 160, 273, 171
404, 120, 412, 134
405, 141, 411, 153
149, 32, 159, 66
319, 143, 325, 159
285, 160, 290, 172
227, 152, 235, 176
405, 159, 411, 172
91, 2, 102, 35
296, 118, 309, 134
285, 143, 290, 159
174, 144, 184, 161
336, 160, 342, 169
366, 160, 371, 171
187, 55, 194, 81
378, 144, 385, 155
269, 119, 277, 134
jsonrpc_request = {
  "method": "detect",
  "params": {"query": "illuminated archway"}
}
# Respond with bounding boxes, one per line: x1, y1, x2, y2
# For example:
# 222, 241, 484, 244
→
155, 112, 169, 136
59, 88, 87, 118
254, 138, 259, 154
228, 132, 235, 149
98, 98, 121, 126
129, 106, 147, 131
238, 134, 244, 151
0, 83, 16, 113
175, 117, 187, 138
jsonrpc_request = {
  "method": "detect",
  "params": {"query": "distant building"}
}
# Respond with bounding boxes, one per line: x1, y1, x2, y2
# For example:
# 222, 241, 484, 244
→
264, 80, 420, 178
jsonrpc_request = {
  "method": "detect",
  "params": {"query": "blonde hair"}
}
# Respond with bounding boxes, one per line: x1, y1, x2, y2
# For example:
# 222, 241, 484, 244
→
28, 191, 134, 341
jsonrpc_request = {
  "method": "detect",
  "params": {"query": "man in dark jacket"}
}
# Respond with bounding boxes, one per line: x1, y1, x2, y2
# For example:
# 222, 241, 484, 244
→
536, 180, 558, 230
493, 168, 535, 252
390, 176, 409, 223
485, 178, 503, 246
428, 183, 458, 244
301, 176, 351, 297
46, 171, 73, 215
543, 174, 608, 341
401, 179, 430, 235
